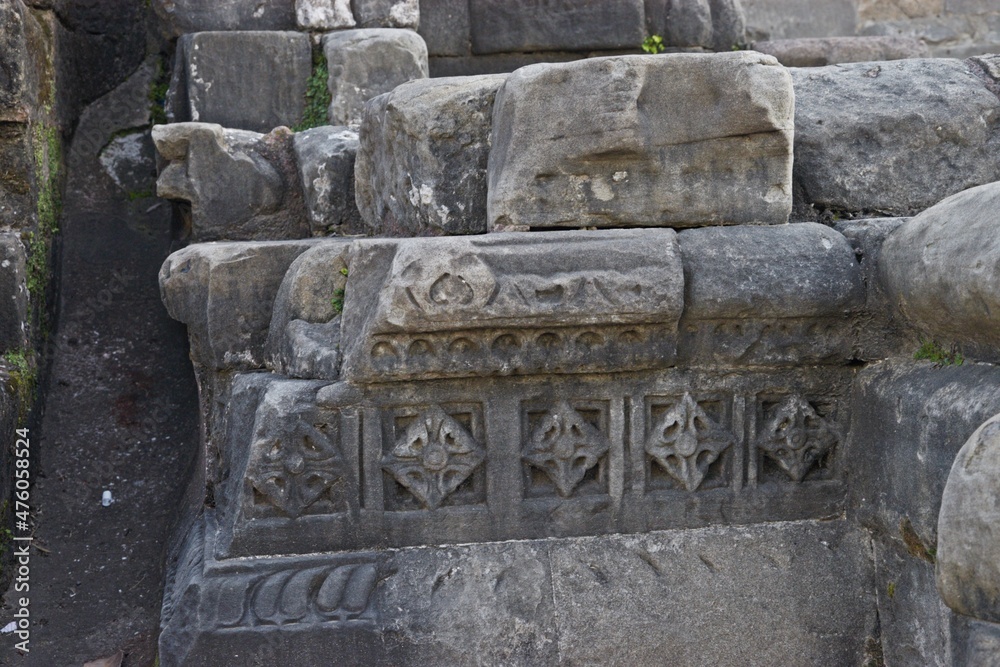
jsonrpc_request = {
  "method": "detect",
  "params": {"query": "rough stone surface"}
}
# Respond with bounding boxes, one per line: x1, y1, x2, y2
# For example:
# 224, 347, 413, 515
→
98, 129, 157, 194
293, 126, 363, 235
791, 59, 1000, 216
266, 241, 352, 379
171, 31, 311, 132
0, 232, 27, 351
152, 0, 296, 37
154, 123, 310, 242
159, 240, 319, 370
880, 182, 1000, 360
938, 412, 1000, 623
417, 0, 470, 57
160, 516, 878, 667
646, 0, 713, 48
742, 0, 857, 41
709, 0, 748, 50
340, 229, 685, 381
323, 29, 429, 127
296, 0, 356, 30
0, 0, 30, 121
352, 0, 419, 29
488, 52, 794, 230
848, 360, 1000, 553
355, 74, 506, 235
678, 223, 863, 320
470, 0, 646, 54
754, 35, 930, 66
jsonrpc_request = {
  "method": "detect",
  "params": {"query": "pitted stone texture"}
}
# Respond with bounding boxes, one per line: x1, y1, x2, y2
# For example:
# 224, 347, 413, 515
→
470, 0, 645, 54
880, 182, 1000, 360
159, 240, 319, 370
847, 360, 1000, 555
160, 517, 876, 666
153, 123, 309, 242
352, 0, 419, 29
0, 233, 27, 351
355, 74, 506, 235
296, 0, 356, 29
938, 412, 1000, 623
323, 29, 428, 127
791, 59, 1000, 216
152, 0, 295, 37
340, 229, 684, 381
293, 126, 363, 236
170, 31, 311, 132
678, 223, 863, 320
753, 36, 929, 66
267, 241, 352, 379
487, 52, 794, 231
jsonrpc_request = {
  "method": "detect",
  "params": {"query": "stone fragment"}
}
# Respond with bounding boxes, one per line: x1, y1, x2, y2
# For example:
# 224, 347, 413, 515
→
487, 52, 794, 231
741, 0, 857, 41
417, 0, 470, 57
355, 74, 506, 235
646, 0, 713, 48
938, 412, 1000, 623
791, 59, 1000, 215
0, 0, 29, 121
879, 182, 1000, 359
159, 240, 319, 370
266, 240, 353, 379
323, 29, 429, 127
98, 130, 156, 194
153, 122, 310, 242
709, 0, 748, 50
295, 0, 355, 30
170, 31, 311, 132
152, 0, 296, 37
293, 126, 363, 235
352, 0, 420, 29
0, 233, 27, 352
340, 229, 684, 381
754, 35, 929, 66
678, 223, 863, 320
470, 0, 645, 54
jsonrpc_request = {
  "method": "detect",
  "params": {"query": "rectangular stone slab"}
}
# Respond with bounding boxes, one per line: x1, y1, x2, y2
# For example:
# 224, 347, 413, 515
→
487, 52, 794, 230
340, 229, 684, 381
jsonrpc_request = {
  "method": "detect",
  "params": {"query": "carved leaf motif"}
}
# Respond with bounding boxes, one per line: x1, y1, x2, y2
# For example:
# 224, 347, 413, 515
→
522, 401, 610, 497
248, 419, 343, 519
382, 406, 485, 510
757, 396, 839, 482
645, 393, 734, 492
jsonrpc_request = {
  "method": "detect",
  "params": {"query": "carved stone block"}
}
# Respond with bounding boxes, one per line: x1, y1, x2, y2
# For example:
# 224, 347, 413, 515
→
522, 400, 611, 499
340, 229, 685, 382
487, 52, 794, 230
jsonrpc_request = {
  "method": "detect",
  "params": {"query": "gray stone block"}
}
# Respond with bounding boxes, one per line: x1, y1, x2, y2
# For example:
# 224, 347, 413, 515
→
293, 126, 363, 236
172, 31, 311, 133
487, 52, 794, 231
351, 0, 419, 29
153, 123, 310, 242
266, 241, 353, 379
880, 182, 1000, 360
847, 360, 1000, 553
646, 0, 713, 48
938, 412, 1000, 623
791, 59, 1000, 216
340, 229, 685, 382
470, 0, 646, 54
159, 240, 320, 370
161, 515, 877, 667
153, 0, 296, 37
0, 233, 27, 352
742, 0, 856, 41
710, 0, 748, 50
295, 0, 356, 30
417, 0, 471, 57
323, 29, 429, 127
355, 74, 506, 235
753, 35, 930, 66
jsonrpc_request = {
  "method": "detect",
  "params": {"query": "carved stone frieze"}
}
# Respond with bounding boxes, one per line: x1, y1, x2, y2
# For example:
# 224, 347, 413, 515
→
522, 401, 611, 498
645, 393, 734, 492
756, 396, 840, 482
382, 405, 486, 510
